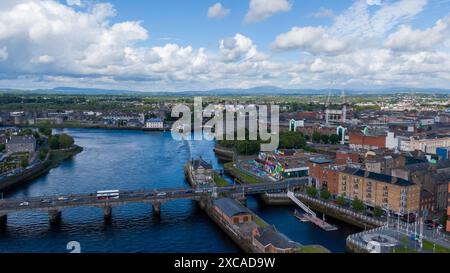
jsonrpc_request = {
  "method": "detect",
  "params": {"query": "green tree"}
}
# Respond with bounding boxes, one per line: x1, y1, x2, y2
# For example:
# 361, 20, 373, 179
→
440, 212, 448, 226
374, 206, 383, 218
39, 127, 52, 137
312, 132, 321, 143
337, 195, 346, 207
39, 148, 49, 161
306, 186, 318, 197
21, 158, 28, 168
320, 189, 331, 200
58, 134, 74, 149
329, 134, 340, 145
19, 128, 33, 136
320, 134, 330, 144
0, 144, 5, 152
352, 198, 365, 212
49, 135, 60, 150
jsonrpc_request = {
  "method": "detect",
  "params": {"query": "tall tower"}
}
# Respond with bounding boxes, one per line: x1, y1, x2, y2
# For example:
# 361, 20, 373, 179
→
341, 90, 347, 123
325, 90, 331, 124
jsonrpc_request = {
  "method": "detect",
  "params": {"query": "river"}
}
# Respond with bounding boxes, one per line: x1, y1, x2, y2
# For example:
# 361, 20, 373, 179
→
0, 128, 359, 253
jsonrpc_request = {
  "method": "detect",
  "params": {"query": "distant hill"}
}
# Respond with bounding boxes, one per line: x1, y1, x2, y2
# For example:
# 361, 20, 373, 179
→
0, 86, 449, 96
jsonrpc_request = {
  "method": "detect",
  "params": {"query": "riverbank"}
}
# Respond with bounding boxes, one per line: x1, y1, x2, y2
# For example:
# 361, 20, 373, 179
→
261, 193, 383, 230
0, 145, 83, 192
185, 159, 329, 253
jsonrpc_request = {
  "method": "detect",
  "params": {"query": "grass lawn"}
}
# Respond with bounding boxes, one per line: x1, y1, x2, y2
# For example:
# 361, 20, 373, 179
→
224, 162, 262, 184
391, 247, 418, 253
422, 240, 450, 253
253, 214, 270, 228
213, 172, 230, 187
296, 245, 330, 253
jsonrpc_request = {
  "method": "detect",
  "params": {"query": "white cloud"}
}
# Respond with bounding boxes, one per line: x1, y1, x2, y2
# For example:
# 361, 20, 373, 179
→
385, 16, 450, 51
207, 3, 230, 19
245, 0, 292, 23
310, 8, 334, 19
331, 0, 427, 39
0, 0, 449, 91
366, 0, 382, 6
219, 33, 259, 62
0, 46, 7, 61
272, 26, 347, 54
66, 0, 83, 7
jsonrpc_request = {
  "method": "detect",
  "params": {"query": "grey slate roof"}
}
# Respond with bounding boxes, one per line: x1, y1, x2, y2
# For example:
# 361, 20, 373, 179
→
192, 159, 213, 170
213, 198, 252, 218
254, 226, 298, 249
7, 136, 36, 144
342, 167, 415, 187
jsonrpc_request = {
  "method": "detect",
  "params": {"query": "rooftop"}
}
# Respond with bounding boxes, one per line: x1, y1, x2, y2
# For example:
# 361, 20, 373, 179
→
7, 135, 36, 145
192, 158, 213, 170
342, 167, 415, 187
254, 226, 298, 250
213, 198, 252, 218
310, 157, 333, 164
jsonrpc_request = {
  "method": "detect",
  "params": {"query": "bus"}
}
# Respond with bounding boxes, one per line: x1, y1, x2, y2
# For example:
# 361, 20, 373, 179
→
97, 190, 120, 200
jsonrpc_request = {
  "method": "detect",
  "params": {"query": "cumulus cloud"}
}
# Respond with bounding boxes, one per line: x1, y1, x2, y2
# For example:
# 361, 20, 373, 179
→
366, 0, 382, 6
0, 0, 449, 91
244, 0, 292, 23
385, 16, 450, 51
272, 26, 347, 54
207, 3, 230, 19
66, 0, 83, 7
219, 33, 260, 62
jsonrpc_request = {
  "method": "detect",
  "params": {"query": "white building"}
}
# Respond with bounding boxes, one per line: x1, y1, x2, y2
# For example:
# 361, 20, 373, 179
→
400, 137, 450, 154
385, 132, 400, 150
145, 118, 164, 130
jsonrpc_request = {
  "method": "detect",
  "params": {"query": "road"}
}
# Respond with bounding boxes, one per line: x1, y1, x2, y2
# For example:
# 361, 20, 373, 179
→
0, 178, 309, 215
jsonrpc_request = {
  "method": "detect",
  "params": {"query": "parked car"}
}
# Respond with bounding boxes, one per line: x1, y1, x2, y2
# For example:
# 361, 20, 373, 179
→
19, 202, 29, 206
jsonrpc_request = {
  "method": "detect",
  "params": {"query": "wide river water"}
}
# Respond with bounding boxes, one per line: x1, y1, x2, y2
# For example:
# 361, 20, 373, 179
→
0, 128, 359, 253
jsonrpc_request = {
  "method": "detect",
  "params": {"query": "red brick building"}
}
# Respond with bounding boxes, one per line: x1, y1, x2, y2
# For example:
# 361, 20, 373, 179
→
447, 182, 449, 233
336, 150, 360, 165
213, 198, 253, 225
309, 158, 341, 196
349, 132, 386, 150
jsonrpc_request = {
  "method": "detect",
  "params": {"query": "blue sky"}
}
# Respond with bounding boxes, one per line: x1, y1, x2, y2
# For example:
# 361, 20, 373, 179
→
0, 0, 449, 91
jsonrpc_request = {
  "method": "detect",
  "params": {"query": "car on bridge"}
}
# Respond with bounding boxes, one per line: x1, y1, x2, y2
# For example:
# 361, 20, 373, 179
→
157, 192, 167, 197
19, 202, 29, 206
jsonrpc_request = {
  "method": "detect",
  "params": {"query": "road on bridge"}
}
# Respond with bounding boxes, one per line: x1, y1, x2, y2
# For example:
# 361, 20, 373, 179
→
0, 178, 309, 215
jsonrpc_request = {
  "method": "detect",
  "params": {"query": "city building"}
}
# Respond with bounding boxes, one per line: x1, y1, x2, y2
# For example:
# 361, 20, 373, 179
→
144, 118, 164, 130
5, 136, 36, 154
338, 168, 421, 215
447, 182, 449, 233
401, 136, 450, 154
213, 198, 253, 225
349, 131, 386, 150
190, 158, 213, 185
252, 226, 298, 253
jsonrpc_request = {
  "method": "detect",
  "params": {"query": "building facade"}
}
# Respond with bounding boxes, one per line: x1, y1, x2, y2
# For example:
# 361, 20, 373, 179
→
349, 132, 386, 150
338, 168, 421, 215
401, 137, 450, 154
5, 136, 36, 154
